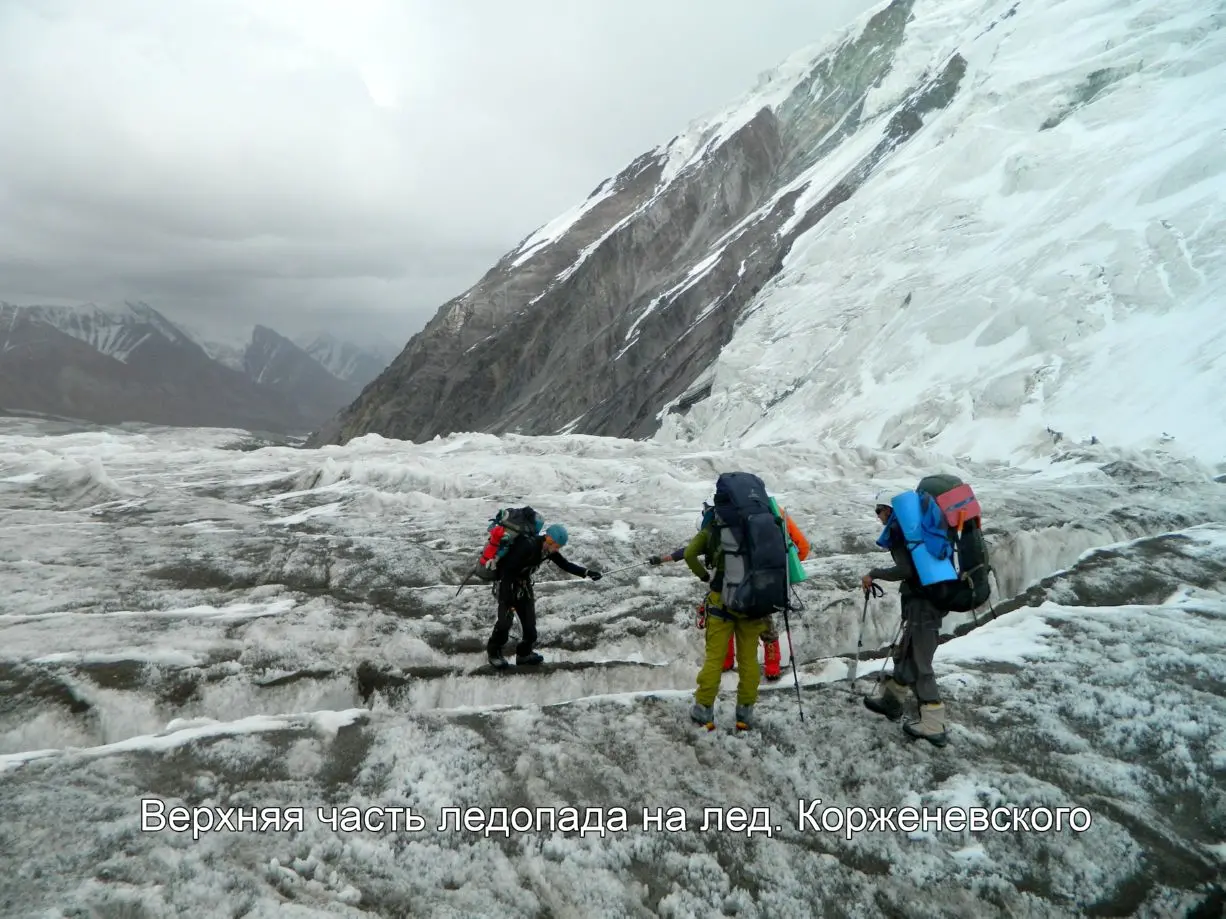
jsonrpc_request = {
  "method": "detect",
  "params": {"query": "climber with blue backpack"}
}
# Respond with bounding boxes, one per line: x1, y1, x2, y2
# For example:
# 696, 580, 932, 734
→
861, 475, 992, 748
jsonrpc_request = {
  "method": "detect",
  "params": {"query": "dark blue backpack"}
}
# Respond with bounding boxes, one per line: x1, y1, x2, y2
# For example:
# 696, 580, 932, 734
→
709, 472, 790, 618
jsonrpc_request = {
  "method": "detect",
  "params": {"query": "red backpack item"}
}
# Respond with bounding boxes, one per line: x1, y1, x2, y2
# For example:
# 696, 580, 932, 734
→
474, 506, 545, 581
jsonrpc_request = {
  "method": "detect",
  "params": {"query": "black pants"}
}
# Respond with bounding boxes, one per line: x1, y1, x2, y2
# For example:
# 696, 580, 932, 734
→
893, 592, 943, 704
487, 579, 536, 657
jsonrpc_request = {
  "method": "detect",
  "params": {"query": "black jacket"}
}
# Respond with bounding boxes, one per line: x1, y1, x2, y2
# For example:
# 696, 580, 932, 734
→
498, 534, 588, 584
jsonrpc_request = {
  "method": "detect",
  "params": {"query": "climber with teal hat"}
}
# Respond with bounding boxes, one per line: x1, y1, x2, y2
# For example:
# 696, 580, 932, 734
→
486, 521, 602, 669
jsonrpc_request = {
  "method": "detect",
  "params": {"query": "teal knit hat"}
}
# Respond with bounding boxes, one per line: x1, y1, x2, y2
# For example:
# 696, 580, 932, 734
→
545, 523, 569, 547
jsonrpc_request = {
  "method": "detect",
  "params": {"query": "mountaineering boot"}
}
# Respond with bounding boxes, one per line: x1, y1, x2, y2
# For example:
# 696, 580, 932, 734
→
487, 652, 510, 670
734, 704, 755, 732
863, 677, 906, 721
763, 639, 782, 682
903, 702, 949, 747
690, 702, 715, 731
722, 637, 736, 672
516, 652, 544, 666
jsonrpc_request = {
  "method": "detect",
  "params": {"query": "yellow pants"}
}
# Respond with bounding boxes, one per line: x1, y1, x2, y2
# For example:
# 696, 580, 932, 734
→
695, 609, 769, 707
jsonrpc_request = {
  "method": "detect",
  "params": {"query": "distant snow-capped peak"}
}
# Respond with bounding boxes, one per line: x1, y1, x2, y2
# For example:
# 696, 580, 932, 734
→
0, 300, 190, 363
173, 322, 255, 372
292, 331, 394, 384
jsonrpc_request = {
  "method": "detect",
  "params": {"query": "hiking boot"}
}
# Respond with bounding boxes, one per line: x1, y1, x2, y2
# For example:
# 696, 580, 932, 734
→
763, 639, 782, 682
690, 702, 715, 730
903, 702, 949, 747
487, 653, 510, 669
734, 704, 755, 732
515, 652, 544, 666
863, 677, 906, 721
722, 637, 736, 672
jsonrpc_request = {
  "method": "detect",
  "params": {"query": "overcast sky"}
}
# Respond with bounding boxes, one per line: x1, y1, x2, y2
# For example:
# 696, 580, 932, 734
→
0, 0, 881, 350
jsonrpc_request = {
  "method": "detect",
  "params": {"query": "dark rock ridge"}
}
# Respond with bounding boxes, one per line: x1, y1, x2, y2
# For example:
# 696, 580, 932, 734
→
242, 325, 359, 429
309, 0, 971, 446
0, 302, 378, 433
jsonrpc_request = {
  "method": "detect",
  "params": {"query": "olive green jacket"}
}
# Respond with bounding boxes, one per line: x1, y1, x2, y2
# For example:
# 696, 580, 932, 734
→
683, 527, 722, 607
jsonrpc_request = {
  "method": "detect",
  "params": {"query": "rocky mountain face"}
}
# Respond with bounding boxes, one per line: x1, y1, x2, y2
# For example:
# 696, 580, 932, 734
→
308, 0, 960, 446
0, 302, 391, 433
0, 303, 307, 432
309, 0, 1223, 468
242, 325, 361, 426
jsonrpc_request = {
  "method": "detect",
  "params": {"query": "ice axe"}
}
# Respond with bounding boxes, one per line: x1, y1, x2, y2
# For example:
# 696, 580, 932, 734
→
454, 565, 488, 597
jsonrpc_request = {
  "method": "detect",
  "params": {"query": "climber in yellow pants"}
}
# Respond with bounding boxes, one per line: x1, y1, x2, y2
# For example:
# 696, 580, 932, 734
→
683, 512, 770, 731
692, 598, 769, 730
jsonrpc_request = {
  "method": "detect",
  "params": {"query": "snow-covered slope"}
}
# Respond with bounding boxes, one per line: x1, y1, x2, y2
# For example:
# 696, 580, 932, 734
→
1, 418, 1224, 915
657, 0, 1226, 467
0, 300, 186, 364
176, 322, 252, 372
293, 331, 394, 388
317, 0, 1225, 473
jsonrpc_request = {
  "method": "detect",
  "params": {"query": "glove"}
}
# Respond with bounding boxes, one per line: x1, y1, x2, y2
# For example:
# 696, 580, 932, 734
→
586, 568, 603, 581
698, 571, 710, 583
648, 555, 662, 566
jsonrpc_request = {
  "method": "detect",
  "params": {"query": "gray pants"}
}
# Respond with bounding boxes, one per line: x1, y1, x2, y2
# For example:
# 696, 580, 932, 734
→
893, 594, 942, 704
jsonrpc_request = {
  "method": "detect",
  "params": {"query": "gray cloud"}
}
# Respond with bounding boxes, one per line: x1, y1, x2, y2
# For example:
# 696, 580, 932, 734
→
0, 0, 882, 348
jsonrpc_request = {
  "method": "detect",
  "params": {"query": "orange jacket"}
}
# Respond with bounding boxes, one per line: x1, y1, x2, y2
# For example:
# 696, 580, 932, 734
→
782, 510, 810, 560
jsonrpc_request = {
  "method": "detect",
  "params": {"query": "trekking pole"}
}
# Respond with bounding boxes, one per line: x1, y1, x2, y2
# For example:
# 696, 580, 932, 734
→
877, 619, 903, 683
782, 603, 804, 722
850, 582, 885, 694
394, 582, 468, 593
988, 569, 1001, 621
454, 568, 477, 597
601, 561, 652, 576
